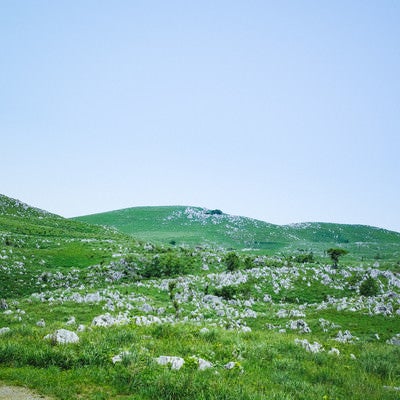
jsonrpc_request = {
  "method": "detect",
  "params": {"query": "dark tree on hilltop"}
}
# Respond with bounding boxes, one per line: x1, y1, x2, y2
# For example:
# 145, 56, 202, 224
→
206, 209, 223, 215
327, 248, 348, 268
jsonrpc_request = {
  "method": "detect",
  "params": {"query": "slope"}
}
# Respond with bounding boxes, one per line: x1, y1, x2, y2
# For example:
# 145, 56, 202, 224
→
74, 206, 400, 261
74, 206, 286, 249
0, 194, 134, 297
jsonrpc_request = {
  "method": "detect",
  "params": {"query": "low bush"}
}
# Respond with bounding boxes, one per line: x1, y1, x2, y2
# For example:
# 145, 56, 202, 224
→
142, 253, 188, 278
359, 276, 379, 297
225, 252, 241, 272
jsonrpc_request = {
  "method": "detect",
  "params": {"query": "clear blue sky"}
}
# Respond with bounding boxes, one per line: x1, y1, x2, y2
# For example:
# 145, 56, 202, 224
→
1, 1, 399, 232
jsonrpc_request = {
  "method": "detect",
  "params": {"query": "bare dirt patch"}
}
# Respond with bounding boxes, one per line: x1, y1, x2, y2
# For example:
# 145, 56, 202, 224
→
0, 385, 52, 400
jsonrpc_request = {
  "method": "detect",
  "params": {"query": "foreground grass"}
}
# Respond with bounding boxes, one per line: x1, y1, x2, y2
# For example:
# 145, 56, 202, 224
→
2, 259, 400, 400
1, 322, 400, 400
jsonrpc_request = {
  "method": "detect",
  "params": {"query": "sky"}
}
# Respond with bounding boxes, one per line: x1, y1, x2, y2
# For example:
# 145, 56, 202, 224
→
1, 1, 399, 232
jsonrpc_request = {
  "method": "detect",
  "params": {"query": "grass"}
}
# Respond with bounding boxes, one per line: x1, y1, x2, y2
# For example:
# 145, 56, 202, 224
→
1, 324, 400, 399
73, 205, 400, 263
1, 193, 400, 399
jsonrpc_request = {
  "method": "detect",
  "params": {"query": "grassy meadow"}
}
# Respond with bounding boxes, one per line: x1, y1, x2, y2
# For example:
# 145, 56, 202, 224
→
1, 195, 400, 399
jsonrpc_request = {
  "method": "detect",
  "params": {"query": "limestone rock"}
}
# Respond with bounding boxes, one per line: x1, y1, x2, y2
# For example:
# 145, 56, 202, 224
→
288, 319, 311, 333
92, 313, 129, 327
334, 330, 357, 344
295, 338, 323, 353
133, 315, 161, 326
65, 316, 76, 326
263, 294, 272, 302
92, 314, 116, 327
44, 329, 79, 344
387, 334, 400, 346
203, 295, 223, 305
112, 351, 131, 364
224, 361, 236, 370
0, 327, 10, 335
198, 357, 213, 370
139, 304, 153, 313
0, 299, 8, 309
276, 309, 288, 318
155, 356, 185, 370
328, 348, 340, 356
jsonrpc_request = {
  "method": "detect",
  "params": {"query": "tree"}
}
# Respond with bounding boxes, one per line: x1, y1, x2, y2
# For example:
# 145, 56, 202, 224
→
327, 248, 348, 268
206, 209, 223, 215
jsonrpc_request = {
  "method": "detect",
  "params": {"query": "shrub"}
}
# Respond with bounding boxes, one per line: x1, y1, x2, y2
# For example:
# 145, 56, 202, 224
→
225, 252, 241, 272
294, 252, 314, 263
213, 285, 239, 300
244, 256, 254, 269
359, 276, 379, 297
142, 253, 187, 278
213, 280, 254, 300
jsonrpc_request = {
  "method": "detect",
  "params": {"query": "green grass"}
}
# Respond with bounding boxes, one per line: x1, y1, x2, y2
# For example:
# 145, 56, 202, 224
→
1, 324, 399, 399
1, 193, 400, 399
73, 205, 400, 263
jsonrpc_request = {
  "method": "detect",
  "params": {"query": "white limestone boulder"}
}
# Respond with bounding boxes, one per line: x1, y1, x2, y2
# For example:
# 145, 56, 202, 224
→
44, 329, 79, 344
0, 327, 10, 335
295, 338, 323, 353
155, 356, 185, 370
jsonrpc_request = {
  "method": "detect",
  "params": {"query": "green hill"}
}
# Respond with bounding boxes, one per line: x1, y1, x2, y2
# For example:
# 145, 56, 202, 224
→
75, 206, 282, 249
1, 194, 400, 399
74, 206, 400, 262
0, 194, 133, 297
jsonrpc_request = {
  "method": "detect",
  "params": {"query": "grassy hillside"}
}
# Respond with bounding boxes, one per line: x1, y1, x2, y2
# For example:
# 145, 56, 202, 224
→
74, 206, 400, 263
2, 195, 400, 399
74, 206, 282, 249
0, 194, 136, 297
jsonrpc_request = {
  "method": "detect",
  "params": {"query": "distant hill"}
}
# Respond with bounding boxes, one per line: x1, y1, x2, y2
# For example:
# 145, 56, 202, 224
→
73, 206, 400, 261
